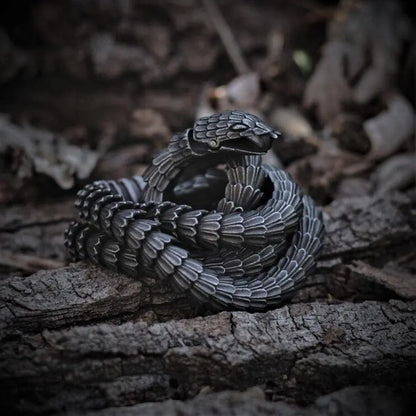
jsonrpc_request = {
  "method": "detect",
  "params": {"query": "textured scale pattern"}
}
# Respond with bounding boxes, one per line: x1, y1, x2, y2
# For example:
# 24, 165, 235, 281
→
194, 111, 280, 144
65, 110, 324, 311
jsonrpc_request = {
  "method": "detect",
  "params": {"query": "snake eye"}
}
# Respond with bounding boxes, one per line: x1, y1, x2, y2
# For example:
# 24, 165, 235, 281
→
209, 138, 220, 149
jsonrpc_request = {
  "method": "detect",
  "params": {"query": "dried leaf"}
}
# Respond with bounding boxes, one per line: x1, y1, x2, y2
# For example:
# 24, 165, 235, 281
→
0, 115, 99, 189
179, 32, 220, 73
303, 40, 353, 124
197, 73, 261, 118
331, 113, 371, 154
128, 109, 171, 145
89, 33, 155, 79
304, 0, 410, 124
372, 153, 416, 195
288, 140, 361, 203
271, 107, 313, 138
364, 95, 415, 160
270, 107, 318, 164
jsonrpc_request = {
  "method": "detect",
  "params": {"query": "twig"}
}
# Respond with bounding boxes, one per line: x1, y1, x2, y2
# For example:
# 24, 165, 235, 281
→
201, 0, 251, 75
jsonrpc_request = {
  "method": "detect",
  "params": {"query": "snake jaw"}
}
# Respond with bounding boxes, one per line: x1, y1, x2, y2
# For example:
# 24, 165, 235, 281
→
220, 134, 275, 155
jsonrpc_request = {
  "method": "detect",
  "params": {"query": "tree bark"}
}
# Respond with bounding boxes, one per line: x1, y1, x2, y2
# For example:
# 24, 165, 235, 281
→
1, 300, 415, 414
66, 386, 414, 416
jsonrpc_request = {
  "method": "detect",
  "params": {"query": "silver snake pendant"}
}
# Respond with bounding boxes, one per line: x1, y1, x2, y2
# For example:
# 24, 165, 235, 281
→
65, 110, 324, 311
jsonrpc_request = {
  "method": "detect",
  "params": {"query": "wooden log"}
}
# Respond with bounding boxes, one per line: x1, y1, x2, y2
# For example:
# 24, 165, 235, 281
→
67, 386, 415, 416
1, 300, 415, 414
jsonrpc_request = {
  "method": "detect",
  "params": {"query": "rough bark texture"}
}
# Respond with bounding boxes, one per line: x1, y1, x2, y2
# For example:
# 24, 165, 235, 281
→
67, 387, 415, 416
0, 200, 73, 270
320, 192, 415, 261
1, 300, 415, 414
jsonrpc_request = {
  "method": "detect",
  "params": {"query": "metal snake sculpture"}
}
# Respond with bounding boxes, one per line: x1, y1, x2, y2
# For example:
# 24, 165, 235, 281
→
65, 110, 324, 311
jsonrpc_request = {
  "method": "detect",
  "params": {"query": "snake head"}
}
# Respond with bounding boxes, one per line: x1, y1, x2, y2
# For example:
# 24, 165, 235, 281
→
190, 110, 281, 155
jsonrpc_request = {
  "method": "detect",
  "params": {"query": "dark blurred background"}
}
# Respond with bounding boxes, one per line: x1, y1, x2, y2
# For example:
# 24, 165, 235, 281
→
1, 0, 413, 206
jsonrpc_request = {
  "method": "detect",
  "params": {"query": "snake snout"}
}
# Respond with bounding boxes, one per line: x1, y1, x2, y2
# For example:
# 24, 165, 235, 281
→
270, 130, 281, 139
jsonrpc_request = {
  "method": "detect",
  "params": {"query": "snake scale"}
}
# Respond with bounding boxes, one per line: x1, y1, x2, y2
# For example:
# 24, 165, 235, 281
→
65, 110, 324, 311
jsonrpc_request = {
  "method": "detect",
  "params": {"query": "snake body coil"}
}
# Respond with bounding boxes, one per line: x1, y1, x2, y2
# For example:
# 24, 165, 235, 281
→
65, 110, 324, 311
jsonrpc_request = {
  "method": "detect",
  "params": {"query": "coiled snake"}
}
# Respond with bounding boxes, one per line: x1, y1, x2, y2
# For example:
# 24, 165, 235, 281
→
65, 110, 324, 311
